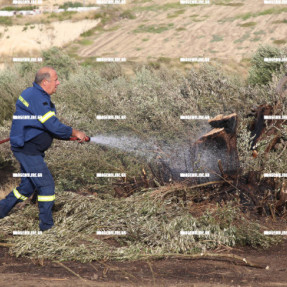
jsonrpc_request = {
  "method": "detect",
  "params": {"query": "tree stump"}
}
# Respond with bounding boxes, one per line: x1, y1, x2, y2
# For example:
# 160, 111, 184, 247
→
190, 113, 239, 182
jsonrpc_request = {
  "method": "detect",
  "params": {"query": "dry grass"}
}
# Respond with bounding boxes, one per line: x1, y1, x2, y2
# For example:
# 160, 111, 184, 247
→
0, 0, 11, 8
0, 190, 280, 262
0, 10, 97, 26
0, 180, 19, 200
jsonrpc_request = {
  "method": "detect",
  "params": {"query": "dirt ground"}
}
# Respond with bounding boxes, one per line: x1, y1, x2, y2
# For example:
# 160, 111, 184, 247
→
77, 0, 287, 62
1, 0, 287, 63
1, 237, 287, 287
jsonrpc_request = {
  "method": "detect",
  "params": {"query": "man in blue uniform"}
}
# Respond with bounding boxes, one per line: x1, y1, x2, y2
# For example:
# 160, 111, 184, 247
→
0, 67, 87, 231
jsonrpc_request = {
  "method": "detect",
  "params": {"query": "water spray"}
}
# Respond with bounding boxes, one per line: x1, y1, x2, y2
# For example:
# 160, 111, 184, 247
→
0, 135, 196, 177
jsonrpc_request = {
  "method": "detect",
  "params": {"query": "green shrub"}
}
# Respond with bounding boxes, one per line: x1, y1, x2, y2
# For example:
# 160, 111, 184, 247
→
0, 66, 35, 124
0, 49, 285, 263
120, 10, 136, 19
80, 28, 95, 37
239, 22, 256, 27
0, 17, 12, 26
59, 1, 83, 9
0, 6, 37, 11
248, 45, 286, 86
0, 47, 283, 191
42, 47, 78, 80
133, 24, 173, 34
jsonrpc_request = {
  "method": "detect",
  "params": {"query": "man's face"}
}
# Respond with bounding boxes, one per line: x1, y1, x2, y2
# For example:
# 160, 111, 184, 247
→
42, 70, 60, 95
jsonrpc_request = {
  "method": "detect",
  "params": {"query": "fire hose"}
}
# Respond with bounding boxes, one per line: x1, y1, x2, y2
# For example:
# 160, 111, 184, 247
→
0, 136, 91, 145
0, 138, 10, 145
69, 136, 90, 142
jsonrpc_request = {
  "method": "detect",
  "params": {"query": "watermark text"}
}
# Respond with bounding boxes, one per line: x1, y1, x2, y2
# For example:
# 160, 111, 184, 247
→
264, 0, 287, 4
13, 230, 42, 235
13, 0, 42, 4
180, 230, 210, 235
264, 115, 287, 120
180, 57, 210, 62
264, 173, 287, 178
97, 230, 127, 235
264, 231, 287, 235
13, 58, 42, 62
96, 57, 126, 62
13, 173, 42, 178
180, 0, 210, 4
180, 173, 210, 178
96, 173, 126, 177
180, 115, 210, 120
96, 115, 126, 120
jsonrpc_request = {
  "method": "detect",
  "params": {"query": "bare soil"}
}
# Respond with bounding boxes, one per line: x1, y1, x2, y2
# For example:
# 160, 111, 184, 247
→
76, 0, 287, 62
1, 237, 287, 287
1, 0, 287, 64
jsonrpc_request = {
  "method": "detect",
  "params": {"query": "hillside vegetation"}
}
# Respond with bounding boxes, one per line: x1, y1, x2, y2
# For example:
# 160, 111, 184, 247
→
0, 46, 286, 261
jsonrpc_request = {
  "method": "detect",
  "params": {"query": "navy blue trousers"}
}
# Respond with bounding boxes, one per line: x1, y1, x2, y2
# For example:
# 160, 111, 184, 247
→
0, 152, 55, 231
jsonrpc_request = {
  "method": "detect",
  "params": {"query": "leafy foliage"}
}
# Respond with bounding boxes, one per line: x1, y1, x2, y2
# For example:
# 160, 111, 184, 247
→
0, 193, 279, 262
0, 46, 285, 261
248, 45, 287, 86
42, 47, 78, 80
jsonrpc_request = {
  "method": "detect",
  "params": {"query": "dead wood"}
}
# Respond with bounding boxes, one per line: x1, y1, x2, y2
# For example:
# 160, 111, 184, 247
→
139, 253, 268, 269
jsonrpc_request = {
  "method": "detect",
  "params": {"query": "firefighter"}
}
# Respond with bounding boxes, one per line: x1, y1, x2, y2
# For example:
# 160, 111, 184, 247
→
0, 67, 86, 231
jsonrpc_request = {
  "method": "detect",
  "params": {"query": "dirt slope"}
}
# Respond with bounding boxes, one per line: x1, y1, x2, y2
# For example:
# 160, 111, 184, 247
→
0, 19, 100, 58
75, 0, 287, 62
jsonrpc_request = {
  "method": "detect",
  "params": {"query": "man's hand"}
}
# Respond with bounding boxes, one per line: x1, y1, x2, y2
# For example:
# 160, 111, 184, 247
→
72, 129, 87, 143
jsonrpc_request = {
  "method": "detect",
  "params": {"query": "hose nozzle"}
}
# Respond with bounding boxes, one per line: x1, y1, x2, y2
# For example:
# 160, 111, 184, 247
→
70, 136, 90, 142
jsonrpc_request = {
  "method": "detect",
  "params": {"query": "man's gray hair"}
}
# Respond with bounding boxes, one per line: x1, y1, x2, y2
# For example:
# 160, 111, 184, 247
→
34, 67, 55, 84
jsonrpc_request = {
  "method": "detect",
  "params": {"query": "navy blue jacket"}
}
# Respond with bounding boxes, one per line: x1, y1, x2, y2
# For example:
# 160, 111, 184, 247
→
10, 82, 72, 152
